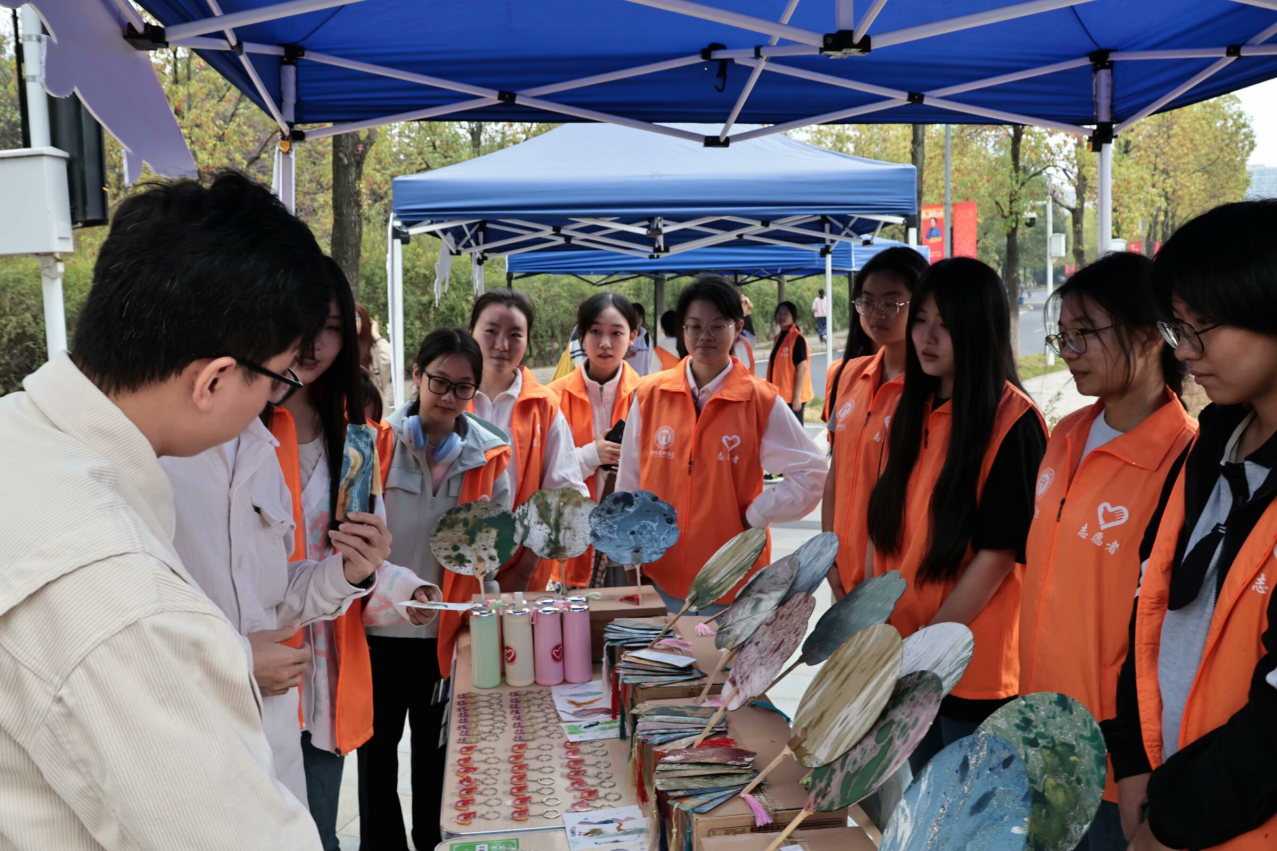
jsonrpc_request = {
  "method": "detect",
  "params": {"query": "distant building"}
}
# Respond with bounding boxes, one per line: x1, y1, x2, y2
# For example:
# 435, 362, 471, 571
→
1248, 164, 1277, 199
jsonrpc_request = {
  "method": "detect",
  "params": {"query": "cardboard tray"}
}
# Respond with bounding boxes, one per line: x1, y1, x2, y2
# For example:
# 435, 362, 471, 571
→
635, 699, 851, 851
700, 826, 877, 851
442, 633, 641, 839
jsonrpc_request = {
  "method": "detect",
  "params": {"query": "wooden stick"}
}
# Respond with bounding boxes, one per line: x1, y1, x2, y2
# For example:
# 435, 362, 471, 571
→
762, 808, 813, 851
702, 609, 728, 626
696, 647, 735, 705
647, 600, 692, 647
763, 651, 811, 696
739, 743, 793, 798
634, 564, 642, 606
690, 703, 727, 748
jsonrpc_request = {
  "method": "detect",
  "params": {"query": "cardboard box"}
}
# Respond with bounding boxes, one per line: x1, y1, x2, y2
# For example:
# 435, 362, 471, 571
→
473, 585, 667, 660
636, 699, 851, 851
700, 826, 876, 851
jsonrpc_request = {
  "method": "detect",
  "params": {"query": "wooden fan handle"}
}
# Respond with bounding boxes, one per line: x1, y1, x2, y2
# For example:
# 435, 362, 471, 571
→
646, 601, 691, 647
690, 703, 727, 748
739, 743, 793, 798
695, 647, 735, 705
762, 807, 813, 851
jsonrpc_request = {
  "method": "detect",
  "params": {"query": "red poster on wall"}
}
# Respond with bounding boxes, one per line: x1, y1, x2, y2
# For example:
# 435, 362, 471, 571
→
920, 202, 978, 264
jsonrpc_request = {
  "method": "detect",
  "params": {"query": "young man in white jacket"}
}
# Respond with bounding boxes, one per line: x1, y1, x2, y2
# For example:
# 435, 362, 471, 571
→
0, 175, 334, 850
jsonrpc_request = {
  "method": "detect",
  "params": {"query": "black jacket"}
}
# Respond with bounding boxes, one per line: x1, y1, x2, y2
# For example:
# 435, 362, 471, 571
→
1102, 403, 1277, 850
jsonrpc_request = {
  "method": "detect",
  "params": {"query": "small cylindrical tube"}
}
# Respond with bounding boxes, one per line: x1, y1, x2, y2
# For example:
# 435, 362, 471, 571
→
503, 605, 536, 688
469, 605, 502, 689
563, 602, 593, 684
533, 606, 565, 686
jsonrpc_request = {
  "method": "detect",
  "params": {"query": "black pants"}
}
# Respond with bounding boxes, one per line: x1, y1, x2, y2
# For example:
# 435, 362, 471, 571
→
357, 637, 447, 851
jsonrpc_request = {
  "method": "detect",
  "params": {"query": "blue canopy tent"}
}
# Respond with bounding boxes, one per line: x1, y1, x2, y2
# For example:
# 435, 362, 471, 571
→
504, 237, 929, 286
385, 122, 915, 404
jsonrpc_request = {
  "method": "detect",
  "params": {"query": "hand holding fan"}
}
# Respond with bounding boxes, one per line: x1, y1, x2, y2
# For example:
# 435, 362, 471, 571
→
696, 557, 797, 703
765, 571, 906, 694
691, 592, 816, 746
649, 527, 767, 646
977, 693, 1107, 851
430, 502, 519, 594
589, 490, 679, 604
515, 487, 597, 560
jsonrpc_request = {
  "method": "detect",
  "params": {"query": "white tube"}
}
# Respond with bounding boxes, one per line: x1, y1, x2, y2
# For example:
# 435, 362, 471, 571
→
19, 5, 50, 148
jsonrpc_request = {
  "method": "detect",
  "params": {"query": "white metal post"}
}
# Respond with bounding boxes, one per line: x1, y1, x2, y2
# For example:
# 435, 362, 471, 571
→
272, 141, 296, 213
22, 5, 68, 358
1098, 144, 1112, 255
1045, 197, 1055, 366
943, 125, 952, 259
825, 248, 835, 372
391, 227, 405, 410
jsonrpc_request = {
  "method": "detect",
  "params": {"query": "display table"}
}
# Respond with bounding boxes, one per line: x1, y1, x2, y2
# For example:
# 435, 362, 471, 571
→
442, 633, 641, 839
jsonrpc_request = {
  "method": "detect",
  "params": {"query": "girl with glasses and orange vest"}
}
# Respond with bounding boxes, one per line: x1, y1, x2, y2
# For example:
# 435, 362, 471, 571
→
821, 247, 930, 601
1018, 252, 1196, 851
767, 300, 815, 423
1103, 201, 1277, 851
617, 275, 828, 613
373, 327, 513, 851
265, 260, 437, 851
549, 293, 643, 587
866, 258, 1047, 769
468, 289, 590, 593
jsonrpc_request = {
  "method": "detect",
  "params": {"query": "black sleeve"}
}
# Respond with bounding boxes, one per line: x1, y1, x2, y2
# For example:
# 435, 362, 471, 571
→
1102, 445, 1186, 781
792, 334, 808, 366
1146, 587, 1277, 849
971, 411, 1046, 563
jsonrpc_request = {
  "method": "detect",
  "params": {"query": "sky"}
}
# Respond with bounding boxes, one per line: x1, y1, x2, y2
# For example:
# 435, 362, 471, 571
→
1236, 78, 1277, 166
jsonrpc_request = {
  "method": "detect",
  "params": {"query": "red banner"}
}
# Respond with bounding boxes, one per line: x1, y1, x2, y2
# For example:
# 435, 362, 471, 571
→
920, 202, 978, 264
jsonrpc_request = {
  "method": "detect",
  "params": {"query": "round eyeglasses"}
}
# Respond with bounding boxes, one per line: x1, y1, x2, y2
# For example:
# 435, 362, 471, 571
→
1044, 324, 1121, 356
1157, 319, 1221, 354
853, 297, 910, 318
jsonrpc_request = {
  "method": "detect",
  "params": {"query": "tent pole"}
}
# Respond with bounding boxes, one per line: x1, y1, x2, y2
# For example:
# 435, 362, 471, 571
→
1094, 59, 1113, 256
944, 125, 952, 259
825, 245, 835, 378
870, 0, 1096, 50
654, 276, 666, 348
165, 0, 368, 41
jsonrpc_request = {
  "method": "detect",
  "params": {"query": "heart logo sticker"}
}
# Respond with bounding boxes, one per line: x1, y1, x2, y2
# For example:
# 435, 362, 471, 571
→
551, 643, 564, 662
504, 645, 517, 664
1098, 502, 1129, 530
722, 435, 742, 453
1036, 468, 1055, 500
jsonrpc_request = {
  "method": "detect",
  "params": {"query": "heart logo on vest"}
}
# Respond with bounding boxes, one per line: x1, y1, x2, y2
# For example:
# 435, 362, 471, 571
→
722, 435, 742, 453
1098, 502, 1129, 530
1036, 468, 1055, 500
838, 400, 855, 420
504, 645, 516, 664
655, 426, 676, 449
551, 644, 564, 662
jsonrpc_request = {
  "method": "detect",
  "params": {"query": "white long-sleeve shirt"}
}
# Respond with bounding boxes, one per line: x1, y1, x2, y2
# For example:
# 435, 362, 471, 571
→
472, 369, 590, 500
572, 364, 624, 493
616, 360, 828, 529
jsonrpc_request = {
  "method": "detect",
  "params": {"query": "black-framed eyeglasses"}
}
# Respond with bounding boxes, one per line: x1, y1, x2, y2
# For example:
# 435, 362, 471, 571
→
240, 361, 303, 406
423, 372, 479, 400
854, 297, 910, 318
1044, 324, 1122, 356
1157, 319, 1222, 354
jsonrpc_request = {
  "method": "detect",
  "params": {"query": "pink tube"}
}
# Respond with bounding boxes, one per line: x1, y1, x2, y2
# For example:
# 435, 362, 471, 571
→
563, 602, 593, 684
533, 606, 565, 686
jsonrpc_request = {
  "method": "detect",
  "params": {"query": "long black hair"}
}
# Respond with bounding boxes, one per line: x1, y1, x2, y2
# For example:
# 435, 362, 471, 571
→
867, 257, 1022, 584
267, 257, 366, 529
1048, 252, 1185, 399
829, 247, 930, 415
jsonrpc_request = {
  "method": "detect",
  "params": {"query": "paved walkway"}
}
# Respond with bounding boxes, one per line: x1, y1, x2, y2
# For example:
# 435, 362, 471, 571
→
1021, 365, 1090, 426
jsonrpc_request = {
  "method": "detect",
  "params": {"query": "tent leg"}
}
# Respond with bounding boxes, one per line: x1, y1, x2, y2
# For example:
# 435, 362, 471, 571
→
825, 251, 834, 378
1097, 143, 1112, 255
777, 273, 786, 308
272, 142, 296, 214
654, 276, 666, 339
36, 254, 67, 358
390, 228, 405, 411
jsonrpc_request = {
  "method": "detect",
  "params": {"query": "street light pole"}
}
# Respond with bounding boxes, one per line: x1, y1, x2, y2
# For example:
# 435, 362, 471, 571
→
1045, 196, 1055, 366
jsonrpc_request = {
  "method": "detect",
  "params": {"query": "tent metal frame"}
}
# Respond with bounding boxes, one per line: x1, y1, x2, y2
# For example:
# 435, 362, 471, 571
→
118, 0, 1277, 403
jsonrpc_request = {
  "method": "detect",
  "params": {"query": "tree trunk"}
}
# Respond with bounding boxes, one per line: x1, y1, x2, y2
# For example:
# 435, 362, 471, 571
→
910, 125, 926, 237
332, 129, 377, 300
1071, 136, 1088, 269
468, 122, 483, 158
1006, 126, 1023, 358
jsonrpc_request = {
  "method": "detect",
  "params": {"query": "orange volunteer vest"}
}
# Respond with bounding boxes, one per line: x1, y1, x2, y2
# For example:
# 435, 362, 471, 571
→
1134, 468, 1277, 850
548, 362, 641, 587
470, 365, 562, 591
829, 351, 905, 593
1019, 390, 1194, 802
434, 443, 513, 676
875, 383, 1046, 701
654, 346, 681, 371
766, 325, 815, 406
634, 358, 775, 601
269, 408, 396, 756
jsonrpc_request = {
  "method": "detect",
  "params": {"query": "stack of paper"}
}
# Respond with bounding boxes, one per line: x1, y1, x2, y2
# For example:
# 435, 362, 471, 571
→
632, 704, 729, 748
615, 648, 704, 687
656, 746, 759, 814
603, 619, 666, 649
